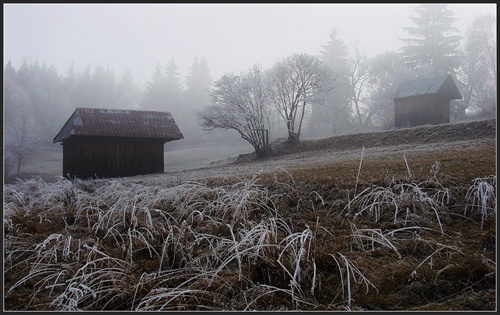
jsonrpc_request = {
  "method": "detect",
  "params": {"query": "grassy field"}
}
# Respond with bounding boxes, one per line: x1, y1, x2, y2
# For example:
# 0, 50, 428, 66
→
3, 120, 496, 311
7, 141, 254, 184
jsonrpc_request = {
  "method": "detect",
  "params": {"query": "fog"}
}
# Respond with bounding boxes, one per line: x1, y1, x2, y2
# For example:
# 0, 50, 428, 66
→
3, 3, 496, 181
4, 4, 495, 85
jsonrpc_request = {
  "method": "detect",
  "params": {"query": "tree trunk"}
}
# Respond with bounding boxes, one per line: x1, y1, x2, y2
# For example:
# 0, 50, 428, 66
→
287, 131, 300, 146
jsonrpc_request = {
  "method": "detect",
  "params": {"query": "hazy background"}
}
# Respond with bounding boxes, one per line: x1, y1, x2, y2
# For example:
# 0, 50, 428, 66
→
4, 3, 496, 87
3, 3, 497, 182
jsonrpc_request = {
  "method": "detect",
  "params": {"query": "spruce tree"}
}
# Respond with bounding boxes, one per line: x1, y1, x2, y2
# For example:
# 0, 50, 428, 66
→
139, 63, 168, 111
115, 70, 140, 110
399, 4, 462, 75
165, 58, 184, 94
310, 28, 352, 135
182, 57, 214, 144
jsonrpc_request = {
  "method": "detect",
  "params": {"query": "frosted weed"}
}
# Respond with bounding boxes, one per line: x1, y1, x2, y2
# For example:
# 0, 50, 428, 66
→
465, 175, 496, 228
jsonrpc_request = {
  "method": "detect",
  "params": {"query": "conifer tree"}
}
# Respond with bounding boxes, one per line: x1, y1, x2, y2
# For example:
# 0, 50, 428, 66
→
74, 64, 93, 108
185, 56, 213, 109
115, 69, 140, 109
139, 63, 168, 111
181, 57, 215, 144
309, 28, 352, 136
165, 58, 184, 94
399, 4, 462, 75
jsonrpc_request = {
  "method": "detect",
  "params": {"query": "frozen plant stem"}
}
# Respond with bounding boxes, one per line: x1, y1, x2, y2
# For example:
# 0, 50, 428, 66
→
354, 146, 364, 197
403, 153, 412, 180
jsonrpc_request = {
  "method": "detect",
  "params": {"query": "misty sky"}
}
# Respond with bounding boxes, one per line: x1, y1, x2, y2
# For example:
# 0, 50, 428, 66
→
3, 3, 496, 87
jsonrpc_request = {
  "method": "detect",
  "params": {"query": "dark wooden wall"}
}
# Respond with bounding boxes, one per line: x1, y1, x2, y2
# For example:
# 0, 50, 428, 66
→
62, 136, 164, 179
394, 95, 450, 128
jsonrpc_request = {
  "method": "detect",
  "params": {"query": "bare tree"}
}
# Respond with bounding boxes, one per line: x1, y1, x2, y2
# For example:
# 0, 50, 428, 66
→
457, 14, 496, 118
4, 77, 40, 177
471, 14, 497, 88
267, 53, 335, 144
197, 65, 273, 158
347, 43, 373, 127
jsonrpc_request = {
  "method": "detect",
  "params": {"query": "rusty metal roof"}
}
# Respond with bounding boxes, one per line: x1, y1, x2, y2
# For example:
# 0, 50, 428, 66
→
392, 74, 462, 100
53, 107, 184, 143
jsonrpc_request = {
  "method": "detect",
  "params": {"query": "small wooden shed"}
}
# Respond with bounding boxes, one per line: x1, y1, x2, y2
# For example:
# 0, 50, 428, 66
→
53, 107, 184, 179
392, 74, 462, 128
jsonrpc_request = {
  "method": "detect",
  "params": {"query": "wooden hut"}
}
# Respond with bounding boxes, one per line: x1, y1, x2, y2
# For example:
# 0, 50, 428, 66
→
392, 74, 462, 128
53, 108, 184, 179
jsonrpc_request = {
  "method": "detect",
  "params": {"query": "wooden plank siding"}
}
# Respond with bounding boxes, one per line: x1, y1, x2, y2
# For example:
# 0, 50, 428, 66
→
394, 95, 450, 128
62, 137, 165, 179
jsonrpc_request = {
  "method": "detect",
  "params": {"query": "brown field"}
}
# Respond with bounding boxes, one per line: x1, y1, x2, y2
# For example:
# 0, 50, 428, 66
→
3, 119, 496, 311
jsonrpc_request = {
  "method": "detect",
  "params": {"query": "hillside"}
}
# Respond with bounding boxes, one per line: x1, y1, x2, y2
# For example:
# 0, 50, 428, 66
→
159, 118, 496, 183
235, 118, 496, 162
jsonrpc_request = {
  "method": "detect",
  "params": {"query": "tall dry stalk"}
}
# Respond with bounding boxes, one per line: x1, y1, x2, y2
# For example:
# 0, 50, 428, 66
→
354, 146, 365, 197
465, 175, 496, 228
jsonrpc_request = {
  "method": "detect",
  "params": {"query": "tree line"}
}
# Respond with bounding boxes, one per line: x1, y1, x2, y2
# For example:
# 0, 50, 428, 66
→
4, 5, 496, 175
4, 56, 215, 176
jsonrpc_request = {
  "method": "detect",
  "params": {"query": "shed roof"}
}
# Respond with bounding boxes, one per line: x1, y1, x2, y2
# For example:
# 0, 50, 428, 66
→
53, 107, 184, 143
392, 74, 462, 100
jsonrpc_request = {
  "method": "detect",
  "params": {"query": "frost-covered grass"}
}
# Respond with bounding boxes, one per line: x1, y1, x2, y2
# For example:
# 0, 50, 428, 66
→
344, 180, 450, 235
464, 175, 496, 228
3, 149, 496, 311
